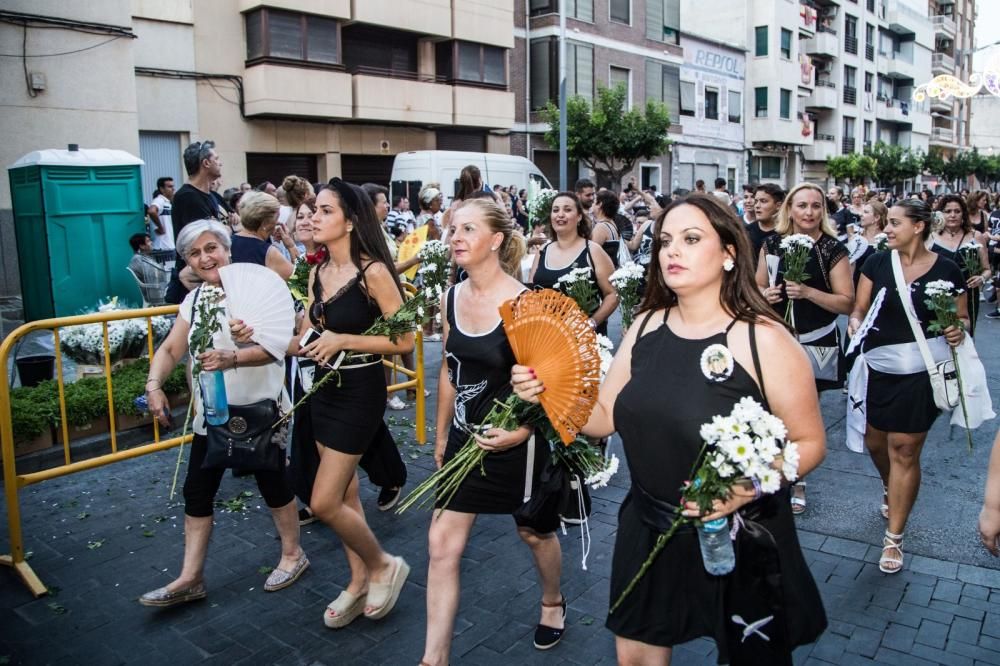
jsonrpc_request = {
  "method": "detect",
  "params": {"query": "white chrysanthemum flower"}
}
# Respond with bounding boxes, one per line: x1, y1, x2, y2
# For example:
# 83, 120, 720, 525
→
781, 441, 800, 482
924, 280, 957, 298
780, 233, 815, 252
757, 467, 782, 494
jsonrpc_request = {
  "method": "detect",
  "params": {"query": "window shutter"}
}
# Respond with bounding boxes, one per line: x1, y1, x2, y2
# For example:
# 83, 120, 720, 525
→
646, 0, 663, 42
663, 0, 680, 34
577, 43, 593, 101
662, 64, 680, 123
577, 0, 594, 22
530, 38, 552, 109
645, 60, 662, 104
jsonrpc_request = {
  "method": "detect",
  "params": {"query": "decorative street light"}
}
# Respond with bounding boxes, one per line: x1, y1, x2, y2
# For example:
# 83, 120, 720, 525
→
913, 42, 1000, 102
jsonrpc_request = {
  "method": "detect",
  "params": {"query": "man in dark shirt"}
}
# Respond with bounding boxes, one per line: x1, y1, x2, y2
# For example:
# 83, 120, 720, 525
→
746, 183, 785, 266
165, 140, 228, 303
827, 185, 857, 239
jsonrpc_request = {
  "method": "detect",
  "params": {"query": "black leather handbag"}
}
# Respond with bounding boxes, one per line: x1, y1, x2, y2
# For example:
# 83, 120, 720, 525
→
202, 399, 285, 472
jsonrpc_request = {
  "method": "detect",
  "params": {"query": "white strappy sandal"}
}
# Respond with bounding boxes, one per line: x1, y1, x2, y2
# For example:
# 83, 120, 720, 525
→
879, 530, 904, 574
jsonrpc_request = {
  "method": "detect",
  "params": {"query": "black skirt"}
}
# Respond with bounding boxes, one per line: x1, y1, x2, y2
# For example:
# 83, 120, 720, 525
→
311, 363, 387, 455
866, 368, 940, 434
437, 425, 558, 533
606, 488, 826, 664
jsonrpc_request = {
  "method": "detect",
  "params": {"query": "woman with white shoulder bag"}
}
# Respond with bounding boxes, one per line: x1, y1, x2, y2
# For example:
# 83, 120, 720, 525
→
846, 198, 993, 574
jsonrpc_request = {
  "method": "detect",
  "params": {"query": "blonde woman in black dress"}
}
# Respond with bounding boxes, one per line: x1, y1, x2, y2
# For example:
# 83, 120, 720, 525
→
514, 194, 827, 664
420, 198, 565, 665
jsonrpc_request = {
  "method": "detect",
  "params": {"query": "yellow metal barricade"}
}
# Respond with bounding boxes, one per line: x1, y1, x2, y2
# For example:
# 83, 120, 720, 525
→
384, 282, 426, 444
0, 302, 427, 596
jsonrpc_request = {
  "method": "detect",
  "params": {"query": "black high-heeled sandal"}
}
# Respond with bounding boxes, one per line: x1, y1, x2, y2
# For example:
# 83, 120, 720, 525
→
533, 596, 567, 650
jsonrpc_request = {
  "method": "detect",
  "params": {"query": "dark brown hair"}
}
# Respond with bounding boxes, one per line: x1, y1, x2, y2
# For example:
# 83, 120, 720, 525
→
891, 198, 934, 240
548, 191, 591, 239
939, 193, 972, 234
638, 194, 791, 330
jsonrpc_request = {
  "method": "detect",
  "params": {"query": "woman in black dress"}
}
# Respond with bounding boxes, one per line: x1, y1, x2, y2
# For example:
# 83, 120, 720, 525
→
298, 179, 415, 627
529, 192, 618, 335
592, 189, 625, 268
421, 198, 564, 665
928, 194, 990, 337
514, 194, 828, 664
756, 183, 854, 515
848, 199, 967, 574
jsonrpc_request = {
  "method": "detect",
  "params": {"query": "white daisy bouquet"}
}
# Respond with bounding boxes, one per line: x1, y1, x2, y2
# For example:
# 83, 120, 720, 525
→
779, 233, 814, 323
873, 233, 889, 251
609, 263, 645, 330
958, 240, 983, 280
416, 239, 451, 318
61, 299, 173, 364
924, 280, 972, 450
556, 267, 600, 315
611, 397, 799, 612
526, 188, 559, 230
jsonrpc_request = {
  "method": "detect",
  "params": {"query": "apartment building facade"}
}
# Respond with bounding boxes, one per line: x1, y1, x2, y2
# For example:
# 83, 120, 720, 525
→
510, 0, 684, 191
682, 0, 933, 189
927, 0, 975, 154
1, 1, 518, 212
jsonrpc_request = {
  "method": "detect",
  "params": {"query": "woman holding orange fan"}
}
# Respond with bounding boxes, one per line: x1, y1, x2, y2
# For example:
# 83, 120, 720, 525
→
513, 194, 828, 664
420, 198, 566, 666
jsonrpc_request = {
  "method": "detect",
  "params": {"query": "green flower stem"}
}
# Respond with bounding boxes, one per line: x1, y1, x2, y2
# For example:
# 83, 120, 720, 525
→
168, 393, 196, 500
396, 396, 521, 514
952, 347, 974, 452
609, 511, 690, 614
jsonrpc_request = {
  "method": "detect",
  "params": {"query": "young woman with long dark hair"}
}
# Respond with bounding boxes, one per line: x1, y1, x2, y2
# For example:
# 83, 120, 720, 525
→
298, 178, 415, 627
513, 194, 827, 664
929, 194, 990, 337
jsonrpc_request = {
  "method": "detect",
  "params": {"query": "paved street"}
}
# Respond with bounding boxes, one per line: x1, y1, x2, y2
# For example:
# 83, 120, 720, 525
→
1, 312, 999, 665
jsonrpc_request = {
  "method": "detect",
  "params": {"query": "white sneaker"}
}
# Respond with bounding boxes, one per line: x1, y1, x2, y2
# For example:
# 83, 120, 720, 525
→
386, 396, 407, 411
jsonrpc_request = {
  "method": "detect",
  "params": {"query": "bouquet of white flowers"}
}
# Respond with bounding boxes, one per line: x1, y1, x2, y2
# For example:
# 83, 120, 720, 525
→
612, 397, 799, 612
556, 267, 600, 315
778, 234, 814, 324
526, 188, 559, 230
873, 233, 889, 251
61, 298, 173, 365
416, 239, 451, 318
609, 263, 645, 330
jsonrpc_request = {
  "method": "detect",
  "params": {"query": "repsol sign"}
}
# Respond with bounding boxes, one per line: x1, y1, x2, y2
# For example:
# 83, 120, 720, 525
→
692, 49, 741, 76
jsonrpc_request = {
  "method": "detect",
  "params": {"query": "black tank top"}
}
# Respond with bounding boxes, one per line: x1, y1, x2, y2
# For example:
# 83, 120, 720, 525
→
930, 233, 973, 276
445, 283, 523, 427
613, 313, 767, 502
597, 220, 622, 268
309, 263, 382, 337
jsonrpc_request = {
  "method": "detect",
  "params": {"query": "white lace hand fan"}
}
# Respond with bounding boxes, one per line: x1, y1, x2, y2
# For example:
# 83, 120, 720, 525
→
219, 263, 296, 360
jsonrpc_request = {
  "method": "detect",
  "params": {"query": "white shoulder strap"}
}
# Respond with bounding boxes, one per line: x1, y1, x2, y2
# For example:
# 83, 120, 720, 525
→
890, 250, 938, 376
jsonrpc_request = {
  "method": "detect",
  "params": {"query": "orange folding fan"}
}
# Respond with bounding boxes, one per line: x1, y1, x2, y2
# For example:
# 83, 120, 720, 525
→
499, 289, 601, 444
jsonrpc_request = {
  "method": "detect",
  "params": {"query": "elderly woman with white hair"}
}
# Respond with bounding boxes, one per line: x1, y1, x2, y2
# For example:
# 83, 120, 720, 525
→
235, 191, 299, 279
139, 219, 307, 608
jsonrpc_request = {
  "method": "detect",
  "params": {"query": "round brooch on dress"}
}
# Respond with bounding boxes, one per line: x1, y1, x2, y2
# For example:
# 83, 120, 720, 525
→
700, 344, 734, 383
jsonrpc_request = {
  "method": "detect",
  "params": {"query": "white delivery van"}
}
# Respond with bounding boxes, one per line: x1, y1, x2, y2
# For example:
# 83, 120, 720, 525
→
389, 150, 551, 206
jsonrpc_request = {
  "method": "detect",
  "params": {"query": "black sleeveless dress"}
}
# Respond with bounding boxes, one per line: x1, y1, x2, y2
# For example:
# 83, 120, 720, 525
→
533, 241, 608, 336
606, 312, 826, 664
439, 283, 555, 532
596, 220, 622, 269
308, 265, 389, 455
930, 235, 979, 337
763, 234, 848, 392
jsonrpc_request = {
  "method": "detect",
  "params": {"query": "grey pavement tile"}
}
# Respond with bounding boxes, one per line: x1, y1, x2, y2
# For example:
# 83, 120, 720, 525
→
929, 599, 987, 622
901, 582, 934, 607
882, 623, 918, 653
798, 530, 827, 551
910, 642, 976, 666
874, 646, 938, 665
821, 535, 871, 561
845, 626, 882, 658
984, 614, 1000, 640
809, 632, 849, 663
951, 617, 986, 646
946, 638, 1000, 664
957, 564, 1000, 589
915, 619, 950, 650
933, 579, 964, 603
963, 583, 992, 600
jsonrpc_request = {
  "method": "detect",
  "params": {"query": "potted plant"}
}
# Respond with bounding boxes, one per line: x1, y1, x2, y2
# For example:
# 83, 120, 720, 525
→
9, 382, 58, 457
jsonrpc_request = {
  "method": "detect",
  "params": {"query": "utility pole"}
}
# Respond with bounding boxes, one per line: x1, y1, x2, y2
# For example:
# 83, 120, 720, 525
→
558, 0, 567, 190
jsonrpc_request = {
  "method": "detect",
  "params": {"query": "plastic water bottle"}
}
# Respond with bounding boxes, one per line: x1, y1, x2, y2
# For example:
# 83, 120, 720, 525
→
199, 370, 229, 426
698, 517, 735, 575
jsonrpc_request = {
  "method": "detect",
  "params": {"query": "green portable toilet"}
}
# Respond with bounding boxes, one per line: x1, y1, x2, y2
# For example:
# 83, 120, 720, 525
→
8, 147, 146, 321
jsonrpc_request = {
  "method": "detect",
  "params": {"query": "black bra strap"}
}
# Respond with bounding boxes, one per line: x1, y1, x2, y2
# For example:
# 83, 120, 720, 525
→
636, 310, 657, 338
749, 323, 770, 409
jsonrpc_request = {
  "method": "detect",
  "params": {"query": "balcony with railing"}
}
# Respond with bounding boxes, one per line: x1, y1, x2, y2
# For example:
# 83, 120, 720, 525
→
881, 49, 917, 80
843, 86, 857, 105
804, 29, 839, 58
866, 43, 875, 61
243, 63, 353, 119
932, 14, 957, 40
799, 3, 817, 36
931, 96, 953, 114
803, 134, 837, 161
932, 52, 955, 75
930, 126, 955, 146
877, 96, 913, 125
844, 35, 858, 55
842, 137, 856, 155
352, 70, 454, 125
806, 80, 838, 108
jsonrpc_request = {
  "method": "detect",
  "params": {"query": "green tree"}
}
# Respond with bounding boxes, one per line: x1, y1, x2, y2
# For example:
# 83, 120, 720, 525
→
923, 147, 947, 179
541, 84, 671, 189
826, 153, 875, 186
825, 155, 854, 184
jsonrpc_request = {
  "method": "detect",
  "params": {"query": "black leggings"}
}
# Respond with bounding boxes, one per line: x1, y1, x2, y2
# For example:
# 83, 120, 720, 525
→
183, 434, 294, 518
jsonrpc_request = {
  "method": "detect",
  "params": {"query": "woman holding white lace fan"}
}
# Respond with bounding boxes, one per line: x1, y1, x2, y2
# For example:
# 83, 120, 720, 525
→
847, 199, 967, 574
139, 219, 307, 608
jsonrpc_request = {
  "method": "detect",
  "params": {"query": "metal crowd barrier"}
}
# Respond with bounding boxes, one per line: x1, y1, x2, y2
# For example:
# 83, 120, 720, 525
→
0, 300, 426, 597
